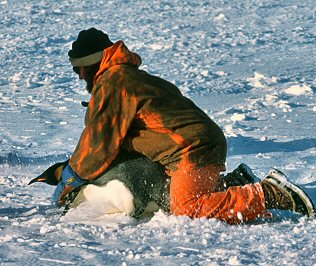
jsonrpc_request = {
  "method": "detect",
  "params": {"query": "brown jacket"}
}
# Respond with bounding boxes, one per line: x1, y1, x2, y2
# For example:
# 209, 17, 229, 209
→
69, 41, 227, 180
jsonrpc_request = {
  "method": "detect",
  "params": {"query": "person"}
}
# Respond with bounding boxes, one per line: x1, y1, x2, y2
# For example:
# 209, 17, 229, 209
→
46, 28, 314, 224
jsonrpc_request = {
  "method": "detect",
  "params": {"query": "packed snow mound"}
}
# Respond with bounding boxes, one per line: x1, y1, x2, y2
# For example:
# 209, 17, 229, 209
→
284, 84, 313, 96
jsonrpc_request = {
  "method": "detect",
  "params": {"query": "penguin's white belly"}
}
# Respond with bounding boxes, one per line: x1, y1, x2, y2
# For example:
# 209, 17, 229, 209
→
70, 179, 160, 217
71, 180, 135, 215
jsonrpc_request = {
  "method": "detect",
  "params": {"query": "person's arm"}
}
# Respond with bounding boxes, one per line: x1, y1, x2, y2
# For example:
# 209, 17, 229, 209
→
70, 83, 138, 180
54, 82, 138, 206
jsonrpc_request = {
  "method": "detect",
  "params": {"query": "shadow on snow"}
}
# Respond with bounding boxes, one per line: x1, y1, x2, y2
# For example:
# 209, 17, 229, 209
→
228, 136, 316, 155
0, 152, 70, 166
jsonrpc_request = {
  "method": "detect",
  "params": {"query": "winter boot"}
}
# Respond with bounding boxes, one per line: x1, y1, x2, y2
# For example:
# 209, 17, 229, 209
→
218, 163, 258, 190
260, 169, 315, 217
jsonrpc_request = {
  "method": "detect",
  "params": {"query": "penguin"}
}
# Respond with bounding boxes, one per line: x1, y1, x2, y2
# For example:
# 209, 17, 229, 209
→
29, 151, 170, 218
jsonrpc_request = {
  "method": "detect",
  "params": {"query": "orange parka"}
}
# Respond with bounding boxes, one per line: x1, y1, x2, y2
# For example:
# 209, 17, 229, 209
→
69, 41, 227, 180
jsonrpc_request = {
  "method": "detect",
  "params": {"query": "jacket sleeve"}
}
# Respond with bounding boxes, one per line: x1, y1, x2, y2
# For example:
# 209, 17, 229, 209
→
69, 82, 138, 180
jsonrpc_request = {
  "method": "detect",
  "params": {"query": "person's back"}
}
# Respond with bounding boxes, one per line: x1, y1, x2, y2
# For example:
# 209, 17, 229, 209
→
96, 63, 227, 171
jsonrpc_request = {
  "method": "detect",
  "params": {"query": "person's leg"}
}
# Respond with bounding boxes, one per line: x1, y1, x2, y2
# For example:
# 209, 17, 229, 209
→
169, 160, 267, 224
217, 163, 259, 191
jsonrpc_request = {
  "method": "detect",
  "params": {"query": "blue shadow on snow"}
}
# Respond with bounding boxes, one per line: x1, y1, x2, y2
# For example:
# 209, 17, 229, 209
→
0, 152, 70, 166
227, 136, 316, 156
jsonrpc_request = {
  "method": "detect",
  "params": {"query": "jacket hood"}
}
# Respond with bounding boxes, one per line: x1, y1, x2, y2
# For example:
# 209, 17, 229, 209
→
94, 40, 142, 81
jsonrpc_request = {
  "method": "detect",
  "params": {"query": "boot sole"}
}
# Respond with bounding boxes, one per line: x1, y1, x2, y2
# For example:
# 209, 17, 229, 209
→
266, 168, 316, 218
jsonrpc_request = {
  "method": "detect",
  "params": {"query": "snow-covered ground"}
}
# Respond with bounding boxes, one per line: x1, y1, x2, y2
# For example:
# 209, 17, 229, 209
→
1, 0, 316, 265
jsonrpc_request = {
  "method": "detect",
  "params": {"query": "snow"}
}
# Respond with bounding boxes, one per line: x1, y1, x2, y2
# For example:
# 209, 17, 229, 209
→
284, 84, 313, 96
1, 0, 316, 265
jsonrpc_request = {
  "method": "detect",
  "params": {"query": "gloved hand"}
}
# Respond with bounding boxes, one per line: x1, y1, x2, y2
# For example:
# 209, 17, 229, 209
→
53, 164, 87, 206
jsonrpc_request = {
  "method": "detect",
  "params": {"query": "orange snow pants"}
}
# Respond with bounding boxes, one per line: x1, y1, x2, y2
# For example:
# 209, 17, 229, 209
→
169, 160, 267, 224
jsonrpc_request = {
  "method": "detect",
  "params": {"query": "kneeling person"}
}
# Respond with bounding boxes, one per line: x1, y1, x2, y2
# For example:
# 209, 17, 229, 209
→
32, 28, 315, 224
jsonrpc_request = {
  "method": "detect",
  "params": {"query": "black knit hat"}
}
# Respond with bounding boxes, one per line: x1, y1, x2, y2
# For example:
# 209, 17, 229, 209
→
68, 28, 113, 67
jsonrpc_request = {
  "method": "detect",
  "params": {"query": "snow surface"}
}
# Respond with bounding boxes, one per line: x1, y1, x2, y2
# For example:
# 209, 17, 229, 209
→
1, 0, 316, 265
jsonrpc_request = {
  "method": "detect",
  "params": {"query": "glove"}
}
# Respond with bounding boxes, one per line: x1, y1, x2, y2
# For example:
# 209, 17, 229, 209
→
53, 164, 87, 206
